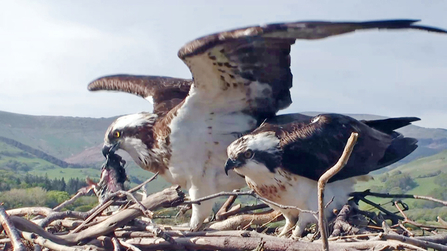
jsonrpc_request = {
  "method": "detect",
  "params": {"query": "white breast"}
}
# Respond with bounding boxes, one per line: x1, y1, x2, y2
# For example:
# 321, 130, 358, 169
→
166, 92, 254, 191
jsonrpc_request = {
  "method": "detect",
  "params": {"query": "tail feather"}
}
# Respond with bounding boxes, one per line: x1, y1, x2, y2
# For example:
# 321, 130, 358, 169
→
362, 117, 420, 134
377, 137, 418, 168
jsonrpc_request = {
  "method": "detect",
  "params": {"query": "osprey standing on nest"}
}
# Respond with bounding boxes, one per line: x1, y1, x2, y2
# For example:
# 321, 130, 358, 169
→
88, 20, 446, 230
225, 113, 419, 238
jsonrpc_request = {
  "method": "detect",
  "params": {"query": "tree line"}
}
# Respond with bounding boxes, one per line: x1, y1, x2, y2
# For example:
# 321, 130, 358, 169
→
0, 170, 89, 194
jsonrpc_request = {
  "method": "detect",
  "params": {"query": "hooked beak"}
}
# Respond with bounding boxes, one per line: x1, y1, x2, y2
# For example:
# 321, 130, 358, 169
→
224, 158, 243, 175
102, 142, 120, 157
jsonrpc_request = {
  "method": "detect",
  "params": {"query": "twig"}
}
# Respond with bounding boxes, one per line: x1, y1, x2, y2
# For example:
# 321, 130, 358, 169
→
127, 172, 159, 193
6, 207, 54, 218
438, 216, 447, 226
114, 190, 153, 218
133, 219, 186, 250
53, 184, 95, 211
350, 190, 447, 206
20, 231, 100, 251
71, 200, 114, 233
120, 240, 141, 251
398, 221, 414, 237
0, 206, 26, 251
317, 132, 358, 251
378, 232, 447, 251
394, 201, 447, 230
353, 196, 403, 224
185, 190, 317, 215
184, 191, 256, 205
215, 190, 238, 221
111, 237, 121, 251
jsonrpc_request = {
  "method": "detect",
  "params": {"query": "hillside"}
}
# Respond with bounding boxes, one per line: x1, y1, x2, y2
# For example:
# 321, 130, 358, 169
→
1, 109, 446, 194
0, 110, 115, 160
354, 150, 447, 221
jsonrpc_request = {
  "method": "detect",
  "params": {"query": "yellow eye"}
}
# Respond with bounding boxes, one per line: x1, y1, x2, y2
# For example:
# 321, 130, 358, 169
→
114, 131, 121, 138
244, 149, 253, 159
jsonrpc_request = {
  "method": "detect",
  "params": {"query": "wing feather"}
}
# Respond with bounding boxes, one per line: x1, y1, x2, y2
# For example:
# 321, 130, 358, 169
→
266, 114, 419, 182
178, 20, 446, 119
88, 75, 192, 117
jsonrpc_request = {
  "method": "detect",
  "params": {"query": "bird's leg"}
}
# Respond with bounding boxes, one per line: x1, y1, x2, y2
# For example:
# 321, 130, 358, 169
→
188, 184, 215, 231
290, 212, 315, 239
278, 214, 298, 238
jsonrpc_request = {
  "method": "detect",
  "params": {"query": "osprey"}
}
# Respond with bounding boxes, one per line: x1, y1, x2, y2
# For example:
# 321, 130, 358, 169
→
225, 113, 419, 238
88, 20, 445, 230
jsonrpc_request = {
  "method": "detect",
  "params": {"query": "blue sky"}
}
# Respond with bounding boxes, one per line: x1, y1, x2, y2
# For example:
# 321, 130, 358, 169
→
1, 1, 446, 128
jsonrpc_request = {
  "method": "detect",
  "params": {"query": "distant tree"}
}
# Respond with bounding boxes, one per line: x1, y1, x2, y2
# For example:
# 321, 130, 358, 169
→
0, 187, 47, 209
46, 190, 70, 208
383, 172, 417, 193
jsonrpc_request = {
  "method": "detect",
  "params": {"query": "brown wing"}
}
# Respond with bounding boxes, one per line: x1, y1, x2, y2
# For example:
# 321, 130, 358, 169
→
177, 19, 446, 120
268, 114, 419, 182
88, 75, 192, 117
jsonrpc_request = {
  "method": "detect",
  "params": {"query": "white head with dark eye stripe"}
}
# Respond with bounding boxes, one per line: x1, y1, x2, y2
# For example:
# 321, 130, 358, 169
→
102, 112, 158, 166
225, 131, 282, 176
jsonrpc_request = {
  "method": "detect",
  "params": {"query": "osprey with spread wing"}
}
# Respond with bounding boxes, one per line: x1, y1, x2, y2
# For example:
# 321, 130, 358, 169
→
88, 20, 446, 230
225, 113, 419, 238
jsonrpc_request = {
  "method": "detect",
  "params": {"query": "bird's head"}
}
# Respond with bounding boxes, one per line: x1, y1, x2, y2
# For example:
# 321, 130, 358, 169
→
225, 131, 282, 176
102, 112, 158, 165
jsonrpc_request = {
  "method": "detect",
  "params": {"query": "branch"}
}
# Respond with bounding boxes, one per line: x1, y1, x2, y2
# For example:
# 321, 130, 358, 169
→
53, 184, 95, 211
6, 207, 53, 217
127, 172, 159, 193
350, 190, 447, 207
317, 132, 358, 251
121, 230, 427, 251
20, 231, 101, 251
208, 210, 282, 231
185, 190, 316, 215
378, 232, 447, 251
394, 201, 447, 230
0, 206, 26, 251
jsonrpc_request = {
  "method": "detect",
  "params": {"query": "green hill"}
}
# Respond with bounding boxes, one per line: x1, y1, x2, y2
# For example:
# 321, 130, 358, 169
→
0, 110, 116, 160
1, 109, 446, 200
354, 150, 447, 222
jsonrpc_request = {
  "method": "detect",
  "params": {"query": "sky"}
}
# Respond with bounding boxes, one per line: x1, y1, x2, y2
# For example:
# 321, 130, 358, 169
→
1, 1, 446, 128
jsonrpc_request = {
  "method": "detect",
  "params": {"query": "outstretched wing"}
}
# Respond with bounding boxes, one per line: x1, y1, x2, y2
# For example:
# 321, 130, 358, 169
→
178, 20, 446, 119
88, 75, 192, 117
277, 114, 419, 182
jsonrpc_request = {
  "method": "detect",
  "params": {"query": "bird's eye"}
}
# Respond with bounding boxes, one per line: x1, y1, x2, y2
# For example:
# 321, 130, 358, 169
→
244, 149, 254, 159
114, 131, 121, 138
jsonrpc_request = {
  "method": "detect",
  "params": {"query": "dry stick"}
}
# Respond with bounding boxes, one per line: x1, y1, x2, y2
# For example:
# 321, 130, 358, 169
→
0, 206, 26, 251
70, 200, 114, 233
6, 207, 54, 218
215, 191, 238, 221
53, 185, 95, 212
378, 232, 447, 251
394, 201, 447, 230
438, 216, 447, 226
111, 237, 121, 251
350, 190, 447, 207
20, 231, 99, 251
317, 132, 358, 251
353, 195, 403, 223
127, 172, 159, 193
40, 171, 159, 228
119, 240, 141, 251
185, 190, 317, 215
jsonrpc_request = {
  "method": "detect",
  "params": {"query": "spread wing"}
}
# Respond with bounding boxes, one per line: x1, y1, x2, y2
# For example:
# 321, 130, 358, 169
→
88, 75, 192, 117
274, 114, 419, 182
178, 19, 446, 119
